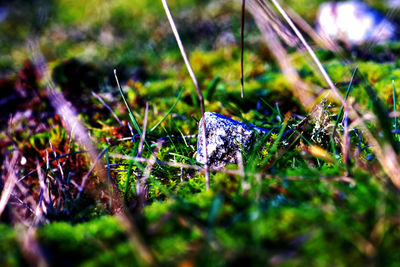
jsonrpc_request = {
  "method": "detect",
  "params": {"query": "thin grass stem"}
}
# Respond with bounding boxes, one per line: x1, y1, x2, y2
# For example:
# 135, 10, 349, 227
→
137, 102, 149, 158
92, 91, 123, 127
104, 147, 113, 212
393, 80, 397, 132
160, 0, 210, 190
114, 69, 142, 135
330, 67, 358, 155
124, 147, 137, 204
269, 0, 345, 106
240, 0, 246, 98
150, 87, 184, 132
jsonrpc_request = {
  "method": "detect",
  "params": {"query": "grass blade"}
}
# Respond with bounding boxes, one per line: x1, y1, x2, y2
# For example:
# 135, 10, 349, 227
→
124, 147, 137, 204
114, 69, 154, 156
260, 114, 289, 170
137, 102, 149, 158
336, 67, 358, 126
330, 67, 358, 155
114, 69, 142, 135
150, 87, 184, 132
364, 83, 399, 153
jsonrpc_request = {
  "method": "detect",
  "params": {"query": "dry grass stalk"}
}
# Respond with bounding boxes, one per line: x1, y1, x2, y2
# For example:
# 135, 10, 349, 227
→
160, 0, 210, 190
0, 151, 19, 217
117, 214, 155, 265
254, 0, 299, 47
137, 102, 149, 159
284, 6, 341, 52
16, 226, 49, 267
240, 0, 246, 98
270, 0, 345, 106
49, 141, 64, 181
136, 102, 150, 207
92, 91, 124, 127
247, 0, 315, 110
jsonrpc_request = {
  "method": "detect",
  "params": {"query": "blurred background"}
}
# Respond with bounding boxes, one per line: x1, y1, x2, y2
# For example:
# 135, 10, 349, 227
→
0, 0, 397, 77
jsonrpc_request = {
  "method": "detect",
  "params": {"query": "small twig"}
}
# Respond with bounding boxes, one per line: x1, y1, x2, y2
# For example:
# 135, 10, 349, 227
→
0, 175, 35, 214
127, 122, 135, 141
18, 169, 37, 182
161, 0, 210, 190
92, 91, 123, 127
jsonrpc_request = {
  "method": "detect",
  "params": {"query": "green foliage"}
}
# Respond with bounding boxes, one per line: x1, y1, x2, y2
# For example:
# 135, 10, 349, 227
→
37, 216, 131, 266
0, 225, 25, 267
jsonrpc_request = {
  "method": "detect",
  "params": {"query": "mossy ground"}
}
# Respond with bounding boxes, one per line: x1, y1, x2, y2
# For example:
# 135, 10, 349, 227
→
1, 0, 400, 266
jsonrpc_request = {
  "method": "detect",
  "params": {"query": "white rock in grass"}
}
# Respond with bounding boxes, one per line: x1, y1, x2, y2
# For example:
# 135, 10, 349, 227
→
196, 112, 267, 170
316, 1, 396, 45
388, 0, 400, 8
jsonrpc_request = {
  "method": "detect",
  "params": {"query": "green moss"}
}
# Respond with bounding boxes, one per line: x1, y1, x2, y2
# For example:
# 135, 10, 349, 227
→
0, 225, 24, 266
81, 243, 139, 267
4, 1, 400, 266
37, 216, 128, 266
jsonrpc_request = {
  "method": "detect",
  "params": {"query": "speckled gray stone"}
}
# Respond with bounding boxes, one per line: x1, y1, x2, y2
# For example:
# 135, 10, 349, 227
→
196, 112, 267, 170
